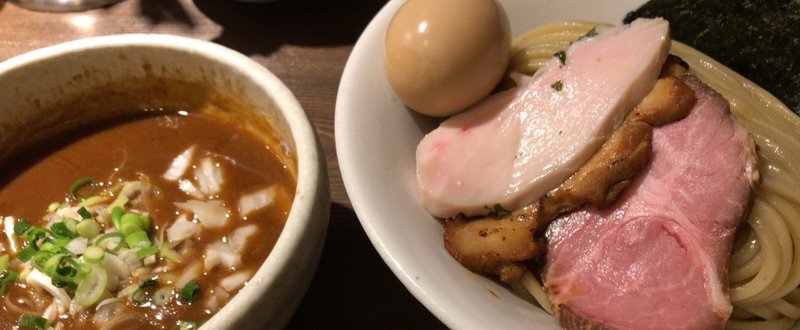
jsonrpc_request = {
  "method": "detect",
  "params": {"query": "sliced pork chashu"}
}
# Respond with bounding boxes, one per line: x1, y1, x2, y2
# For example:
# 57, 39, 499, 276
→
543, 74, 758, 330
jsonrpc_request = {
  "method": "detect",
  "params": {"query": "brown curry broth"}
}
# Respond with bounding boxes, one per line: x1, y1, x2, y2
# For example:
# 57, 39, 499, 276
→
0, 111, 294, 328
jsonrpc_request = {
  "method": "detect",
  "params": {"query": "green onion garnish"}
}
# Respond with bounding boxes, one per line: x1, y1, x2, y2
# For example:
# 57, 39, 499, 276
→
125, 230, 151, 249
14, 219, 31, 235
136, 245, 159, 259
74, 264, 107, 307
50, 222, 77, 239
111, 206, 124, 230
77, 207, 92, 220
23, 227, 49, 245
18, 315, 48, 329
0, 255, 9, 274
82, 246, 105, 264
69, 176, 95, 201
46, 202, 60, 213
131, 278, 159, 305
160, 245, 182, 264
52, 265, 79, 290
0, 270, 19, 296
120, 213, 148, 235
76, 219, 100, 239
176, 320, 199, 330
16, 245, 37, 262
95, 232, 125, 254
180, 282, 201, 302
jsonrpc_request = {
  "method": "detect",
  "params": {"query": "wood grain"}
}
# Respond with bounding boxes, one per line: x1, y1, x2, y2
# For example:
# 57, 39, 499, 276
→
0, 0, 446, 328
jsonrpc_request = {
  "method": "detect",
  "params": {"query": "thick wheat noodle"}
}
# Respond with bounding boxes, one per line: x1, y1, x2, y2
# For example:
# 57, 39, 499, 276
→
730, 229, 759, 268
509, 21, 800, 329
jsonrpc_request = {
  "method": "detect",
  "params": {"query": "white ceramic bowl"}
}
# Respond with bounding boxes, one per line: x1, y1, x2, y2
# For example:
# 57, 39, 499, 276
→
0, 34, 330, 329
336, 1, 646, 329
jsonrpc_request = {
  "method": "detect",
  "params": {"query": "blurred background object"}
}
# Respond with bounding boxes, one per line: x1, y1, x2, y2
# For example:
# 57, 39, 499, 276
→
8, 0, 125, 12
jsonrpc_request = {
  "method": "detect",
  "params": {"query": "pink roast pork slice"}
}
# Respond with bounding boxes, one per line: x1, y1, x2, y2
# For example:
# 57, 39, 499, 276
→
543, 74, 758, 330
416, 19, 670, 218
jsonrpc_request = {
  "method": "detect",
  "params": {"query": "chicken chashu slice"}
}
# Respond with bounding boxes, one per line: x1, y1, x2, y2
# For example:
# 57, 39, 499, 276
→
417, 18, 671, 219
445, 58, 696, 283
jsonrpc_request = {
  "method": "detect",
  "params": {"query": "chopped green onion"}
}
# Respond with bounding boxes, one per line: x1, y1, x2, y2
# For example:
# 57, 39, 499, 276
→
23, 227, 49, 245
77, 207, 92, 220
125, 230, 151, 249
50, 222, 77, 239
74, 264, 107, 307
0, 270, 18, 296
180, 282, 201, 302
95, 232, 125, 254
77, 220, 100, 239
107, 194, 130, 215
52, 264, 79, 290
42, 253, 73, 277
131, 278, 159, 305
176, 320, 199, 330
78, 195, 107, 208
63, 218, 78, 232
136, 245, 159, 259
111, 206, 124, 230
14, 219, 31, 235
69, 176, 95, 201
120, 213, 148, 235
32, 250, 55, 271
83, 246, 105, 264
47, 202, 60, 213
46, 237, 71, 249
140, 278, 158, 288
0, 255, 9, 274
160, 245, 182, 264
18, 315, 48, 329
16, 245, 38, 262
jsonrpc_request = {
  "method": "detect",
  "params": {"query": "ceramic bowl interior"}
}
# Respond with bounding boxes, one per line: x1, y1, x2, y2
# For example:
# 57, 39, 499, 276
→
0, 34, 330, 329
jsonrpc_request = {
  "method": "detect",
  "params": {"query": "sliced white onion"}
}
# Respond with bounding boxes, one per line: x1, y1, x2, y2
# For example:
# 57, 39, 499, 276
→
101, 253, 130, 292
204, 242, 241, 271
106, 181, 142, 212
93, 298, 124, 325
64, 237, 88, 256
175, 200, 230, 229
205, 287, 231, 312
42, 301, 65, 321
195, 157, 223, 196
163, 145, 197, 181
228, 225, 258, 253
26, 269, 72, 306
3, 216, 17, 253
166, 214, 200, 243
176, 261, 202, 289
178, 179, 204, 199
238, 186, 276, 218
220, 271, 251, 292
56, 206, 83, 221
116, 249, 142, 270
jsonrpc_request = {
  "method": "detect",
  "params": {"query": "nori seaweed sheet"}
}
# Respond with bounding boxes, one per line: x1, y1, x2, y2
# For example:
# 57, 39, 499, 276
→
624, 0, 800, 115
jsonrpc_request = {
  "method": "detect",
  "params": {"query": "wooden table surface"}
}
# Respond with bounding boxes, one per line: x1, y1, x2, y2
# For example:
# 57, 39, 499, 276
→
0, 0, 446, 328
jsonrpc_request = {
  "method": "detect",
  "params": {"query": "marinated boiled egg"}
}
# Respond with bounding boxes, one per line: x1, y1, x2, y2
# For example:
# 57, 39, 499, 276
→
384, 0, 511, 117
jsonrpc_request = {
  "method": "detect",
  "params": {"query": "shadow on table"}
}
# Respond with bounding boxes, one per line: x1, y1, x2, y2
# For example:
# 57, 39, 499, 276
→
190, 0, 386, 56
287, 203, 446, 329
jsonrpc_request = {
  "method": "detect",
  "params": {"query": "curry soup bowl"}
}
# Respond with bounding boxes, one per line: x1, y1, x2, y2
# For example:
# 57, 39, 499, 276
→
0, 34, 329, 329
